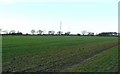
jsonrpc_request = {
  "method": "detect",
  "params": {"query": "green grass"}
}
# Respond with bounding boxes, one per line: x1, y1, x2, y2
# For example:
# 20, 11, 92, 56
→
66, 46, 118, 72
2, 36, 118, 72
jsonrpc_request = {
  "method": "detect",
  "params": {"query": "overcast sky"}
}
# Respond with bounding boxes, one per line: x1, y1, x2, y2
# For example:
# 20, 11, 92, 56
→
0, 0, 119, 34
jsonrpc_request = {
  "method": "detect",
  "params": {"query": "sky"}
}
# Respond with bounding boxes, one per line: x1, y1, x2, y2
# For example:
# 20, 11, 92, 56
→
0, 0, 119, 34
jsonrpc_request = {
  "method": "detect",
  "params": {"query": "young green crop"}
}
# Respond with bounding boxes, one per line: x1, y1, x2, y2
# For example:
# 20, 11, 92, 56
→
68, 46, 118, 72
2, 36, 118, 72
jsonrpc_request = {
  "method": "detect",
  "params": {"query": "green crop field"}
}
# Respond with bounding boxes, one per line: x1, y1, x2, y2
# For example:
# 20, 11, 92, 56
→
2, 36, 118, 72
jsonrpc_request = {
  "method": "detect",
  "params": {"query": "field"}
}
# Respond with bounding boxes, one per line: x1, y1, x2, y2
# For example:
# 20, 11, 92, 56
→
2, 36, 118, 72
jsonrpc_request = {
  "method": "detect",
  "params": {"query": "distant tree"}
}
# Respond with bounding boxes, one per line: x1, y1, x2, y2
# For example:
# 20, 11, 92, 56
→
65, 31, 70, 35
87, 32, 94, 36
98, 32, 117, 36
77, 33, 81, 36
25, 33, 29, 35
81, 30, 87, 36
48, 31, 51, 35
31, 29, 35, 35
37, 30, 43, 35
16, 31, 22, 35
48, 30, 55, 35
51, 31, 55, 35
57, 31, 63, 35
9, 30, 16, 34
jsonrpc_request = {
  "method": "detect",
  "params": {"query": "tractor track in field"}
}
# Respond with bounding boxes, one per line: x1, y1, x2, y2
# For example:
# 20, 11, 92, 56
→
61, 43, 118, 72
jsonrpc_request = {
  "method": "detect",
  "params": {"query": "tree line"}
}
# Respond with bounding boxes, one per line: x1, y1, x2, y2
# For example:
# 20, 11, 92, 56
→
0, 28, 119, 36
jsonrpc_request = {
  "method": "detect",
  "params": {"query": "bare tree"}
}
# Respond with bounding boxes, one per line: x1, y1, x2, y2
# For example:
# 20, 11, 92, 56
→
57, 31, 63, 35
9, 30, 16, 34
51, 31, 55, 35
48, 30, 55, 35
87, 32, 94, 36
16, 31, 23, 35
31, 29, 35, 35
37, 30, 43, 35
81, 30, 87, 36
48, 31, 52, 35
65, 31, 70, 35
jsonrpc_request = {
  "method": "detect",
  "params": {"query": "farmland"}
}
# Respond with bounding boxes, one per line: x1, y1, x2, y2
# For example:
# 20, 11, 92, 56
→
2, 36, 118, 72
